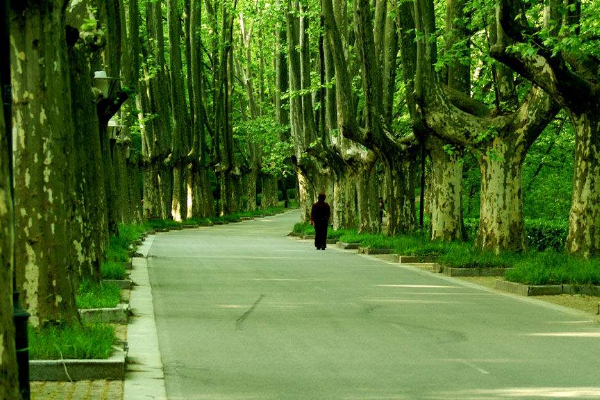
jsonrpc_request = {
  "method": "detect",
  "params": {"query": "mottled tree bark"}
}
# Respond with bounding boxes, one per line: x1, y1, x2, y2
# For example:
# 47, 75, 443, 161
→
11, 0, 80, 327
66, 30, 106, 281
492, 0, 600, 257
414, 0, 559, 252
167, 0, 191, 221
0, 51, 20, 400
147, 1, 173, 219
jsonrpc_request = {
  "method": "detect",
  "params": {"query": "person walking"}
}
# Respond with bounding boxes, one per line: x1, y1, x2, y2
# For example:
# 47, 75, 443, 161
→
310, 193, 331, 250
378, 197, 385, 233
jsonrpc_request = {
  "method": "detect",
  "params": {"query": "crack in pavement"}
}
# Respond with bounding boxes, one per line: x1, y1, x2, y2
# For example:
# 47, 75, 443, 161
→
235, 294, 265, 330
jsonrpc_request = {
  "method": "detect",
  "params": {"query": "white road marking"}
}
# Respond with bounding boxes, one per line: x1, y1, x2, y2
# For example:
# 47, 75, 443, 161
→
454, 359, 491, 375
525, 332, 600, 338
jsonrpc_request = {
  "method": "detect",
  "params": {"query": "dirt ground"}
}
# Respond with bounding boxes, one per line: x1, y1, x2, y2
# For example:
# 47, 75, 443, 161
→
457, 276, 600, 319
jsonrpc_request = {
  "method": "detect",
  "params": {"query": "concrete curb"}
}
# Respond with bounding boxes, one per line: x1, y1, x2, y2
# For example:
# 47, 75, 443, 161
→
495, 280, 600, 297
495, 280, 562, 296
337, 242, 360, 250
79, 303, 130, 324
444, 267, 511, 277
30, 347, 127, 381
326, 238, 338, 244
124, 235, 168, 400
398, 255, 438, 263
562, 284, 600, 296
358, 247, 394, 255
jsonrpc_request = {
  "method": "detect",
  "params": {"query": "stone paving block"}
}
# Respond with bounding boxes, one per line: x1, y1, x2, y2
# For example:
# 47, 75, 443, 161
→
31, 380, 124, 400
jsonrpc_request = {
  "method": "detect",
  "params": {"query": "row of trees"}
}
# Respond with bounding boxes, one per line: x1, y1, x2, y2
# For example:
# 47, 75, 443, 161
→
0, 0, 291, 396
280, 0, 598, 259
1, 0, 599, 396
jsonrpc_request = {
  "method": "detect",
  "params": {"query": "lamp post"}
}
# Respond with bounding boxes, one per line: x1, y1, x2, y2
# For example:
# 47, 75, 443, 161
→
1, 1, 31, 399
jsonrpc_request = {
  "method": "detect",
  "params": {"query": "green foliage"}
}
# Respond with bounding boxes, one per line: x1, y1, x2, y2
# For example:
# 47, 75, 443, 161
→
506, 251, 600, 285
29, 323, 116, 360
462, 218, 568, 251
101, 262, 126, 280
525, 219, 568, 252
76, 280, 121, 309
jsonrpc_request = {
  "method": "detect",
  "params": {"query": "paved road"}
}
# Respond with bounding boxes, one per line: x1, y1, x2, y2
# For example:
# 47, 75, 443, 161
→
148, 210, 600, 400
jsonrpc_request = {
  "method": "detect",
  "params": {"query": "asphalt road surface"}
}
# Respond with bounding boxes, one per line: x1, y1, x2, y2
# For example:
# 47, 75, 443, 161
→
148, 210, 600, 400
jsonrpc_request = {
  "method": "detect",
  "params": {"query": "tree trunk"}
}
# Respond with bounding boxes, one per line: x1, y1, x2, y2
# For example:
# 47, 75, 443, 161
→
332, 167, 358, 230
357, 159, 378, 233
0, 55, 19, 400
11, 1, 80, 327
245, 170, 258, 210
147, 0, 173, 220
67, 37, 106, 282
262, 175, 279, 209
138, 76, 162, 220
428, 138, 464, 241
384, 152, 417, 235
168, 0, 191, 221
475, 137, 527, 253
566, 109, 600, 257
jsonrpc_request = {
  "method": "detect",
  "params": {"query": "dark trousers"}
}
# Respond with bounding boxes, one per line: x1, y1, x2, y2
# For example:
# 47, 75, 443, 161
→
314, 222, 328, 249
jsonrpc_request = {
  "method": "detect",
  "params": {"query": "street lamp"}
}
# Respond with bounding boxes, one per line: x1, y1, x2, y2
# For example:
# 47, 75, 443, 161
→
107, 118, 122, 140
1, 0, 30, 399
93, 70, 119, 100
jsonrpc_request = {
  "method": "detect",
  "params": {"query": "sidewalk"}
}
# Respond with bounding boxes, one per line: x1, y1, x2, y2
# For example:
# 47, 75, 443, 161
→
31, 381, 122, 400
31, 234, 164, 400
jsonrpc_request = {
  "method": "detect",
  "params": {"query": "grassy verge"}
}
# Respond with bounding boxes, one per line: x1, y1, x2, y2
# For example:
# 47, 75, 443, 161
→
77, 280, 121, 309
29, 323, 117, 360
294, 222, 600, 286
505, 251, 600, 285
101, 261, 126, 280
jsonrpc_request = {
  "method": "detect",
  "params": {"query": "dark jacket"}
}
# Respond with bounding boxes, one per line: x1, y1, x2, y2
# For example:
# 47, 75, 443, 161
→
311, 201, 331, 224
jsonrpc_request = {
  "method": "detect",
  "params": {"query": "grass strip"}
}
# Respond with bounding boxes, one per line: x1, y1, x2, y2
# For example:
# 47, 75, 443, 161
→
100, 262, 126, 280
505, 251, 600, 285
77, 280, 121, 309
29, 323, 117, 360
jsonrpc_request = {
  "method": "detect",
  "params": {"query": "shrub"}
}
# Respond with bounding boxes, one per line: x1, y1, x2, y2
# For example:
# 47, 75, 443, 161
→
525, 219, 568, 251
29, 323, 116, 360
459, 218, 568, 251
77, 280, 121, 309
